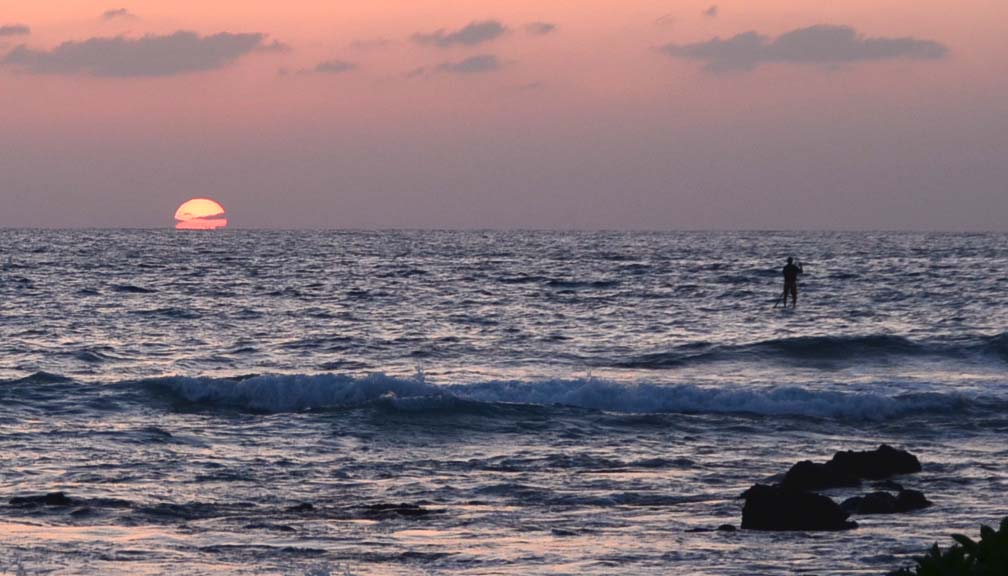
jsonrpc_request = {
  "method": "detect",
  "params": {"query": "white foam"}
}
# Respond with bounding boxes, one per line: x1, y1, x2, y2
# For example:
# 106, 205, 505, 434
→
447, 379, 957, 419
160, 373, 443, 412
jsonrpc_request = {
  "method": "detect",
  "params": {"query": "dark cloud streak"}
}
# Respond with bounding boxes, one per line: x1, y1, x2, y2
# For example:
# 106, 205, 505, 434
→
663, 24, 948, 71
257, 39, 291, 52
314, 59, 355, 74
102, 8, 137, 21
438, 54, 500, 75
0, 24, 31, 37
1, 30, 271, 77
525, 22, 557, 36
413, 20, 506, 47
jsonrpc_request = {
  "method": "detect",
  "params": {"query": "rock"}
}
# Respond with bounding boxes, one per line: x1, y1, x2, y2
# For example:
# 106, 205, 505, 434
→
895, 489, 931, 512
741, 484, 857, 531
841, 489, 931, 515
782, 460, 859, 492
781, 445, 921, 491
829, 445, 921, 480
9, 492, 73, 507
717, 524, 737, 532
840, 496, 862, 514
286, 503, 314, 513
843, 492, 898, 514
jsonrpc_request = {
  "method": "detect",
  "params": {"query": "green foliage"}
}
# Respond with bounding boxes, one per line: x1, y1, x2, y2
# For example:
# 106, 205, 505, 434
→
890, 517, 1008, 576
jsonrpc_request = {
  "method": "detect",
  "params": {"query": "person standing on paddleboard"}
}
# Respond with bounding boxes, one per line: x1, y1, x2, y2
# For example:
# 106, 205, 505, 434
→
781, 256, 803, 308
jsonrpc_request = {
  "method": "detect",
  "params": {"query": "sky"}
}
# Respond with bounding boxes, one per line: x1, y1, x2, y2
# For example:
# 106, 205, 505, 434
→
0, 0, 1005, 230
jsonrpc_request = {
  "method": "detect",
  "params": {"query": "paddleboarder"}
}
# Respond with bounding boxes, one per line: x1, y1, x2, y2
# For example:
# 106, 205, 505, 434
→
780, 256, 803, 308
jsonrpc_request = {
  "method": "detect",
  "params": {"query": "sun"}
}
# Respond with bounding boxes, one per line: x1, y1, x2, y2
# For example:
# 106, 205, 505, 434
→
174, 198, 228, 230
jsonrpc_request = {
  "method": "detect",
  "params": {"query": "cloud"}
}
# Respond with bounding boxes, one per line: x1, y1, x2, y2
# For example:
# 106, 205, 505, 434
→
0, 24, 30, 37
2, 30, 273, 77
662, 24, 948, 71
525, 22, 557, 36
438, 54, 500, 75
313, 59, 355, 74
702, 5, 719, 18
102, 8, 137, 21
413, 20, 507, 47
257, 39, 291, 53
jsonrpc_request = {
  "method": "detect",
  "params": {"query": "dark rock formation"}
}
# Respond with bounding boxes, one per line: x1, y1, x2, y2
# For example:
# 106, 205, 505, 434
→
842, 492, 898, 514
738, 445, 927, 531
782, 445, 921, 491
782, 460, 859, 491
841, 489, 932, 515
830, 444, 921, 480
894, 489, 931, 512
742, 484, 857, 531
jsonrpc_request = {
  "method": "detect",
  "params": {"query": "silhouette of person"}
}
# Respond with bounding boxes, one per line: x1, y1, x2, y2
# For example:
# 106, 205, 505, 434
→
782, 256, 803, 308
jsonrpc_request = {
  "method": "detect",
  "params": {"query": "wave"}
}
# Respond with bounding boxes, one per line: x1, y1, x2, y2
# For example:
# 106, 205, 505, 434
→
110, 284, 156, 294
616, 333, 1008, 369
984, 332, 1008, 360
113, 373, 996, 420
138, 373, 445, 413
5, 371, 74, 384
546, 279, 620, 290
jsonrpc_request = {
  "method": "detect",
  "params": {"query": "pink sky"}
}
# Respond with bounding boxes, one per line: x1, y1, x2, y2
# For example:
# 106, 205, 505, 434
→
1, 0, 1005, 229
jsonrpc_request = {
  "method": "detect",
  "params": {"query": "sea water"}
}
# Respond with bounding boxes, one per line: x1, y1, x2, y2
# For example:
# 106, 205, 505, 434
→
0, 230, 1006, 575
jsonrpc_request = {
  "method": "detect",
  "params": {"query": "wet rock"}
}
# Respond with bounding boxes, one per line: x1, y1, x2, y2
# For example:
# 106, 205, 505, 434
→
717, 524, 737, 532
895, 489, 931, 512
782, 445, 921, 491
830, 444, 921, 480
841, 489, 931, 515
9, 492, 73, 507
782, 460, 859, 491
287, 503, 315, 513
742, 484, 857, 531
841, 492, 898, 514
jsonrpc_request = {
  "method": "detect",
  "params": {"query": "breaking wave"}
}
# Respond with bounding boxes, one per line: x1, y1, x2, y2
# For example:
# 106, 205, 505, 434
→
114, 373, 996, 420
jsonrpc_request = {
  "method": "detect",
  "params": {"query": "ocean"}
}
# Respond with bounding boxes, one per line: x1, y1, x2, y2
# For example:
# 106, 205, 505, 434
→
1, 229, 1006, 575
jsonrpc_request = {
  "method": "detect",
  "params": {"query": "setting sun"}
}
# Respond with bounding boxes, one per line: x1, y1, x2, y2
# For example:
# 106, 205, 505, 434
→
174, 198, 228, 230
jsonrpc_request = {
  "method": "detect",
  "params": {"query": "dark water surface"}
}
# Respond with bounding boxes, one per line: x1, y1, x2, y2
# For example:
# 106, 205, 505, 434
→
1, 230, 1006, 575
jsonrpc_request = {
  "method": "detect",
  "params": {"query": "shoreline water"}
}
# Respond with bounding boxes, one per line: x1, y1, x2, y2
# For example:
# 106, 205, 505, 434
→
1, 230, 1005, 574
